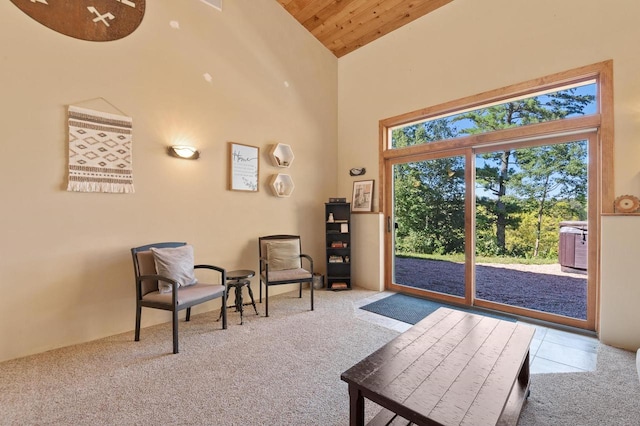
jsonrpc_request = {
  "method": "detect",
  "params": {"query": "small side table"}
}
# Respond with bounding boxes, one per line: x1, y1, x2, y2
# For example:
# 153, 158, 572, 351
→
218, 269, 258, 325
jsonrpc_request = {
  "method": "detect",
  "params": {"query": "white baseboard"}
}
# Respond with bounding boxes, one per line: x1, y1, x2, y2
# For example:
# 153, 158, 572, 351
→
637, 349, 640, 382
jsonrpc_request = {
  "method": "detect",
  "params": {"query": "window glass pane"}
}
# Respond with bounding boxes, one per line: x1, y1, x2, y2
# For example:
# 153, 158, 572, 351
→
390, 82, 596, 149
393, 155, 466, 298
474, 140, 589, 320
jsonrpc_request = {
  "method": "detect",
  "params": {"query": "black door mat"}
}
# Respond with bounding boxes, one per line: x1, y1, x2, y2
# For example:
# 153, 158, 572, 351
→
360, 293, 516, 325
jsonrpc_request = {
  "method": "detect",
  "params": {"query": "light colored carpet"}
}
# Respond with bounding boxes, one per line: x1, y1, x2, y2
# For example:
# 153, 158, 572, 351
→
1, 287, 638, 425
519, 343, 640, 426
0, 288, 397, 425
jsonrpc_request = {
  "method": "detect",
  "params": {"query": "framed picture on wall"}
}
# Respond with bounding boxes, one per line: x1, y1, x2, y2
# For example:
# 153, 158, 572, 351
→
228, 142, 259, 192
352, 179, 374, 212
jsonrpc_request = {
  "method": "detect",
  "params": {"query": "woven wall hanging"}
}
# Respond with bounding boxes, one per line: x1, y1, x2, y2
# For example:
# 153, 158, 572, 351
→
67, 106, 134, 193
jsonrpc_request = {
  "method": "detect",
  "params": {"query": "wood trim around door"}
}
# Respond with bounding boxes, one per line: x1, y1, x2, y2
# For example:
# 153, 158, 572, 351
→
379, 61, 612, 330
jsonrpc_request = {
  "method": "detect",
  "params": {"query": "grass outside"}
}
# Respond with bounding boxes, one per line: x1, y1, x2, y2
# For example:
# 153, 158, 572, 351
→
396, 252, 558, 265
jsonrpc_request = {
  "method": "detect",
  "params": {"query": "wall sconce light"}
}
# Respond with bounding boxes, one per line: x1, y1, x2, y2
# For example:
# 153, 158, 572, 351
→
349, 167, 366, 176
168, 145, 200, 160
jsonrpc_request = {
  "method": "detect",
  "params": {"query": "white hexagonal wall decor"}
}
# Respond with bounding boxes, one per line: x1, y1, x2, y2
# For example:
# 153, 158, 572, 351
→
270, 174, 294, 197
270, 143, 294, 168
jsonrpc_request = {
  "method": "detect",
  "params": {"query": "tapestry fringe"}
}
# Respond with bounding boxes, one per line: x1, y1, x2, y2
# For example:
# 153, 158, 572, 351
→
67, 181, 135, 194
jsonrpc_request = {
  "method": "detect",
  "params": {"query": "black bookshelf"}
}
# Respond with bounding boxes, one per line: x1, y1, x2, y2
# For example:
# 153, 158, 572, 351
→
325, 202, 351, 290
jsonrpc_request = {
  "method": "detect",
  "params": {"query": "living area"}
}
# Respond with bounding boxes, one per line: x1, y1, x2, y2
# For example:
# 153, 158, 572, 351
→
1, 288, 638, 425
2, 0, 640, 424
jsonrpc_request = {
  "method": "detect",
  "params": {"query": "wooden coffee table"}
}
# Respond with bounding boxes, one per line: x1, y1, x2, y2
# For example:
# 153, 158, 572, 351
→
341, 307, 535, 426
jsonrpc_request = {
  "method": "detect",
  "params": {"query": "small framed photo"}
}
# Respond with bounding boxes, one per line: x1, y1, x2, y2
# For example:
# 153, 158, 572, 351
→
228, 142, 259, 192
351, 179, 374, 212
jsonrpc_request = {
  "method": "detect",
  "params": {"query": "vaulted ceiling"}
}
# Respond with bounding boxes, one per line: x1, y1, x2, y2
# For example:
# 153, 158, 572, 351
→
276, 0, 453, 58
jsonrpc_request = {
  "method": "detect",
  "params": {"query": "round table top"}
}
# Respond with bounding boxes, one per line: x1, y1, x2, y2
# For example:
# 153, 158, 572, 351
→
227, 269, 255, 280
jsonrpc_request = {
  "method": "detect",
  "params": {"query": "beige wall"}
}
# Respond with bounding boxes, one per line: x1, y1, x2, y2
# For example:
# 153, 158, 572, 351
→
4, 0, 640, 362
338, 0, 640, 349
601, 216, 640, 350
0, 0, 337, 362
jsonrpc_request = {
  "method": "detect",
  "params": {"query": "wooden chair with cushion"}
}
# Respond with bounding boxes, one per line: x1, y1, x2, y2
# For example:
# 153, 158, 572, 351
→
258, 235, 314, 317
131, 242, 227, 354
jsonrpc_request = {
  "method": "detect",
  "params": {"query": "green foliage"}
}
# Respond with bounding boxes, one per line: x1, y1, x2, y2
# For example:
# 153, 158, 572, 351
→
392, 117, 457, 148
396, 252, 557, 266
394, 119, 465, 255
393, 88, 593, 261
394, 155, 466, 255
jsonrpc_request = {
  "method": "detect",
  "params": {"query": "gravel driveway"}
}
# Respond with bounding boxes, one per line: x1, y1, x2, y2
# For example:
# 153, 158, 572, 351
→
394, 257, 587, 319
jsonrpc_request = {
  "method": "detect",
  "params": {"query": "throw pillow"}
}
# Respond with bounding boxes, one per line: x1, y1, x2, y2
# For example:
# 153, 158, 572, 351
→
266, 240, 301, 271
150, 245, 198, 294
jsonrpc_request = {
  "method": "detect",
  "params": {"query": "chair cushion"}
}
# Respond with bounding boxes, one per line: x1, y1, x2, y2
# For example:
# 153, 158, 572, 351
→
266, 240, 301, 271
136, 250, 160, 296
263, 268, 312, 282
150, 245, 198, 293
142, 283, 225, 306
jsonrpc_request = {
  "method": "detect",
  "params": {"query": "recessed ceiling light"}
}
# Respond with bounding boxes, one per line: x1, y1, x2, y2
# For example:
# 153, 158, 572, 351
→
169, 21, 180, 29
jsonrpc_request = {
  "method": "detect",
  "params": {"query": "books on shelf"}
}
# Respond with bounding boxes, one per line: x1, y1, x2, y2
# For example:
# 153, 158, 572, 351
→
326, 202, 352, 293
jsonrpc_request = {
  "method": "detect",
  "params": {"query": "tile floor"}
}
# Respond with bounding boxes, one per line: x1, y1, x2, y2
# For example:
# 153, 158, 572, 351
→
354, 292, 599, 374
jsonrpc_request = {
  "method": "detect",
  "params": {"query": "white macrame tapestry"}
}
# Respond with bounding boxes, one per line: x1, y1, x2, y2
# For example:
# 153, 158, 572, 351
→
67, 105, 134, 193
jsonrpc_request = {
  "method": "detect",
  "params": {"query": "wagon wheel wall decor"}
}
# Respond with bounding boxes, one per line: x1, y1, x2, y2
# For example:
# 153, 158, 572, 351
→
10, 0, 146, 42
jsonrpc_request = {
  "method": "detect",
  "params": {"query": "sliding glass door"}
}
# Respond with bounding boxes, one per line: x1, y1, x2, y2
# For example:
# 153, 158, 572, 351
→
473, 138, 591, 322
380, 64, 613, 330
392, 154, 467, 300
386, 134, 597, 329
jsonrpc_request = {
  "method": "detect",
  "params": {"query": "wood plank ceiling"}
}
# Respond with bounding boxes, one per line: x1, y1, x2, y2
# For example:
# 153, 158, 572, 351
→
276, 0, 453, 58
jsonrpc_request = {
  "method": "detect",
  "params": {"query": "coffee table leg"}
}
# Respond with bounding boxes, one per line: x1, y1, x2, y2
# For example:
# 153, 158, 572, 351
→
348, 385, 365, 426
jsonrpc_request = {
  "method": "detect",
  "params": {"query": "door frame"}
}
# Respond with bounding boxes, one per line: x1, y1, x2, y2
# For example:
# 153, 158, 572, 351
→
379, 61, 613, 331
